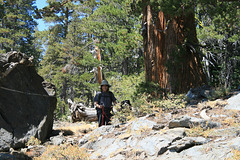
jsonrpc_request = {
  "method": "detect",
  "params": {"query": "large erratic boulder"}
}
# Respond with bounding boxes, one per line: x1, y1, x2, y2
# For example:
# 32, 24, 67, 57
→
0, 51, 56, 151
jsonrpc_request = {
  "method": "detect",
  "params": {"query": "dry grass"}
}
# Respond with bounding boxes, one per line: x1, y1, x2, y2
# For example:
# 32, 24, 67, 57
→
26, 136, 41, 146
33, 144, 90, 160
54, 122, 97, 136
110, 148, 146, 160
112, 103, 136, 124
118, 133, 132, 140
186, 125, 214, 138
31, 122, 96, 159
226, 149, 240, 160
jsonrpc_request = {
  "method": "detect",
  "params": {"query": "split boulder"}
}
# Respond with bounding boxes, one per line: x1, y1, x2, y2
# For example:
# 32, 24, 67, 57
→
0, 51, 56, 151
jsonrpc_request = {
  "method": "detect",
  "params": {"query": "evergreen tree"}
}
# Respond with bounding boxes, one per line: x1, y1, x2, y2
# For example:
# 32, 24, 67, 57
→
197, 1, 240, 89
38, 0, 100, 117
86, 0, 143, 75
0, 0, 40, 62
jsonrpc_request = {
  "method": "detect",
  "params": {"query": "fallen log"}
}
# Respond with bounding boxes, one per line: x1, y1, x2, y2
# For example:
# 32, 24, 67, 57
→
68, 99, 98, 122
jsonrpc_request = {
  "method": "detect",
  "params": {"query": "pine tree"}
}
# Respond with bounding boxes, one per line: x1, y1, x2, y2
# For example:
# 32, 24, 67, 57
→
197, 1, 240, 89
38, 0, 100, 117
86, 0, 143, 75
0, 0, 40, 61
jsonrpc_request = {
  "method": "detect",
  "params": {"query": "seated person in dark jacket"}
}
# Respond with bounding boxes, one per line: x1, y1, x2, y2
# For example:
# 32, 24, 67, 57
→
94, 80, 117, 127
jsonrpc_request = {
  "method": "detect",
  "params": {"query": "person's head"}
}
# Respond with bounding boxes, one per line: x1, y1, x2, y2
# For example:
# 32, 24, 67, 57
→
100, 80, 111, 92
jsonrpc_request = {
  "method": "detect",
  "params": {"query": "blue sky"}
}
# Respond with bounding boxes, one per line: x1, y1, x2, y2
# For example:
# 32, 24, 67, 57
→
35, 0, 48, 31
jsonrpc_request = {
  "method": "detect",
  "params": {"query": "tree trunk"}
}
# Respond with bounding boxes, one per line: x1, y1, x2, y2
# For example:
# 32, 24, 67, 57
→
142, 2, 206, 94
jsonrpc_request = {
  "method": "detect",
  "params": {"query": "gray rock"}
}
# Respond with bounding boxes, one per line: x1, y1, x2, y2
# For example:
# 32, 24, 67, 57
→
186, 90, 198, 99
168, 137, 209, 153
106, 154, 126, 160
205, 121, 221, 129
164, 128, 187, 138
137, 136, 169, 156
159, 135, 239, 160
0, 153, 16, 160
169, 115, 220, 129
131, 117, 157, 132
225, 92, 240, 110
0, 126, 13, 151
79, 125, 121, 158
90, 138, 126, 159
169, 115, 203, 128
229, 137, 240, 150
210, 127, 240, 137
185, 85, 213, 101
81, 124, 187, 158
0, 51, 56, 151
152, 124, 165, 130
126, 136, 138, 148
0, 152, 31, 160
181, 142, 233, 160
50, 135, 66, 145
161, 144, 222, 160
90, 138, 116, 151
79, 125, 116, 146
130, 128, 186, 156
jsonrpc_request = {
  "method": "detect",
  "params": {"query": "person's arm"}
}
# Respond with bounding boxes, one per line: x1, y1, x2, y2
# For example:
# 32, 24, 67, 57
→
95, 101, 102, 109
94, 92, 103, 109
111, 92, 117, 108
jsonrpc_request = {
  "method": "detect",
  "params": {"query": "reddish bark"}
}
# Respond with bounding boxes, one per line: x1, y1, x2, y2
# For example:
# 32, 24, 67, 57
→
142, 2, 206, 93
95, 46, 102, 85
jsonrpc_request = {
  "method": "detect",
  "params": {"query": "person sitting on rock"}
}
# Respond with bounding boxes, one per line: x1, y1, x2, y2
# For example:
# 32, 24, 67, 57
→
94, 80, 117, 127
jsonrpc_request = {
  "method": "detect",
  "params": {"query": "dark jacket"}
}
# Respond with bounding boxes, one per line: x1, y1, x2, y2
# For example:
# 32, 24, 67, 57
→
94, 91, 116, 108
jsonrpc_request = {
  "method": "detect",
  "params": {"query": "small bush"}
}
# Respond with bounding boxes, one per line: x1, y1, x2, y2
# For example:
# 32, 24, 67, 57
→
210, 87, 231, 100
108, 71, 145, 103
153, 94, 187, 110
186, 125, 213, 138
26, 136, 41, 146
112, 103, 135, 124
131, 93, 154, 117
134, 81, 166, 98
132, 93, 187, 117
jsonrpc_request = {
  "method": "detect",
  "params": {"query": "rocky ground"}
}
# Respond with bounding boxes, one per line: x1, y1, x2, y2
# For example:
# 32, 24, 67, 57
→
1, 91, 240, 160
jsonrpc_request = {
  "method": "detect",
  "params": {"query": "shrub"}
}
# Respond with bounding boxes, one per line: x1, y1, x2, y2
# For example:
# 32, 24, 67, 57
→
153, 94, 187, 110
209, 87, 231, 100
186, 125, 213, 138
112, 103, 135, 124
26, 136, 41, 146
108, 71, 145, 103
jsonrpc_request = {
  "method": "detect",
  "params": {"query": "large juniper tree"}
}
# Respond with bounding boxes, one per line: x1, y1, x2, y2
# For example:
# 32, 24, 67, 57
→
140, 0, 206, 94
